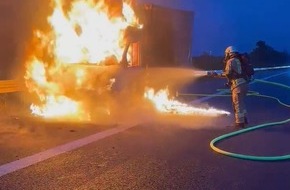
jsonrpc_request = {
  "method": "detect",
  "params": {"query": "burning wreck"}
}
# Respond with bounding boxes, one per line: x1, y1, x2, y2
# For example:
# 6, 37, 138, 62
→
24, 0, 142, 120
24, 0, 229, 122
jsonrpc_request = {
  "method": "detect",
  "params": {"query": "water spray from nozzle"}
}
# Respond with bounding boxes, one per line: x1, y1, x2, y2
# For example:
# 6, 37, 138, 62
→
192, 70, 209, 77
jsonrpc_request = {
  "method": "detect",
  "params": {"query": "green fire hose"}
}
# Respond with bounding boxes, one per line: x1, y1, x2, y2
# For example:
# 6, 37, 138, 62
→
181, 79, 290, 161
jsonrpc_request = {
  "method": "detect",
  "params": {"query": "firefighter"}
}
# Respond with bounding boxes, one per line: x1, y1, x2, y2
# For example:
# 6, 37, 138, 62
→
208, 46, 249, 128
223, 46, 249, 128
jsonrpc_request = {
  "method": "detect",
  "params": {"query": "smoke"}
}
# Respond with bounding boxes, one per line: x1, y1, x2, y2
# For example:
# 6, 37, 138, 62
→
83, 66, 228, 130
21, 66, 224, 129
141, 67, 206, 92
0, 65, 229, 151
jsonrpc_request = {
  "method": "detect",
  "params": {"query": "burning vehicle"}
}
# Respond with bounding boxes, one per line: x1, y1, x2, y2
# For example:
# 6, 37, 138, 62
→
23, 0, 229, 122
24, 0, 143, 120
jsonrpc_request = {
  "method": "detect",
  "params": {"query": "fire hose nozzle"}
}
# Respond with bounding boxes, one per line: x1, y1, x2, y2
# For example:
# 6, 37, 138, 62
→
207, 70, 224, 78
207, 71, 218, 77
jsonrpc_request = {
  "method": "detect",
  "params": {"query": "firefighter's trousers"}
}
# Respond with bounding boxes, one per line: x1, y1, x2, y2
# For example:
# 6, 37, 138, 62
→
231, 83, 248, 124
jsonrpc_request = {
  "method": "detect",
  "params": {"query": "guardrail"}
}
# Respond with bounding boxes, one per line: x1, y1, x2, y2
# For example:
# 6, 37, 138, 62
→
0, 80, 24, 111
0, 80, 23, 93
200, 65, 290, 76
253, 65, 290, 71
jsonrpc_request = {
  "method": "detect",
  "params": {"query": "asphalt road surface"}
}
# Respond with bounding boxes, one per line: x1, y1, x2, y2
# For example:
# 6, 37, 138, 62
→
0, 68, 289, 190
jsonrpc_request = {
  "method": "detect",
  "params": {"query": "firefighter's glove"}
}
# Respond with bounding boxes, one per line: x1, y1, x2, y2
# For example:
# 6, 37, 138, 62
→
207, 71, 218, 77
224, 82, 232, 88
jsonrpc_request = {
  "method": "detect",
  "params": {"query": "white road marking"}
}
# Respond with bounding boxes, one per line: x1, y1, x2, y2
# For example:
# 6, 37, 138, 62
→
0, 125, 134, 177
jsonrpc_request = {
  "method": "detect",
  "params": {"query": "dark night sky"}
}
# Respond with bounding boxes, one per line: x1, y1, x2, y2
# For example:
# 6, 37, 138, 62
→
1, 0, 289, 72
138, 0, 290, 56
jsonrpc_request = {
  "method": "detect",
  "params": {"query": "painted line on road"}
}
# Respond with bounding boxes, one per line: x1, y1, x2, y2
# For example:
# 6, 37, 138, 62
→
0, 125, 134, 177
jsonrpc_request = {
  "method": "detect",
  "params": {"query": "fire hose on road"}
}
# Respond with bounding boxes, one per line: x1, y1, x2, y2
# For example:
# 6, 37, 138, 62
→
212, 79, 290, 161
210, 117, 290, 161
181, 78, 290, 161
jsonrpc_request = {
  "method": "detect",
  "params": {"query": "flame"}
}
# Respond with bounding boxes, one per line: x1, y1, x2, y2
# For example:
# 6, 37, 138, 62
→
30, 95, 86, 119
144, 87, 230, 117
25, 0, 140, 120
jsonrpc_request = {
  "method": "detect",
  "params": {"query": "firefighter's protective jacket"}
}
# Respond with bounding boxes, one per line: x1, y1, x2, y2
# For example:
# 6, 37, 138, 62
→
224, 57, 247, 90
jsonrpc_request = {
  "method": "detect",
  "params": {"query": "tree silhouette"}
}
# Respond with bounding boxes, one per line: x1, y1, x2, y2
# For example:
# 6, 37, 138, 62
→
192, 40, 289, 70
250, 40, 288, 67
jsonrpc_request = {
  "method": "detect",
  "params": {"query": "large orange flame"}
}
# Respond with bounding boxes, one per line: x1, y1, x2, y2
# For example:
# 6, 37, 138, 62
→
24, 0, 228, 121
24, 0, 140, 120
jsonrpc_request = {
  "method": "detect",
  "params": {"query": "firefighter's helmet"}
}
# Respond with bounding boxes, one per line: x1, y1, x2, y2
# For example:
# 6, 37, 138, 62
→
225, 46, 238, 55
